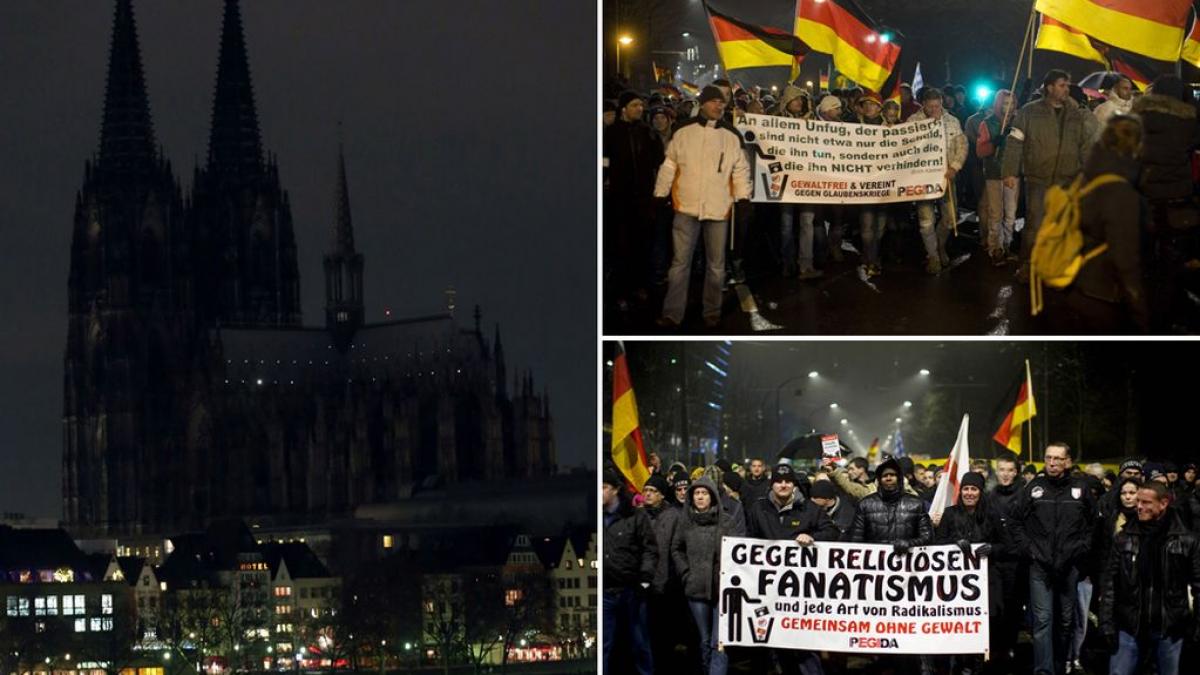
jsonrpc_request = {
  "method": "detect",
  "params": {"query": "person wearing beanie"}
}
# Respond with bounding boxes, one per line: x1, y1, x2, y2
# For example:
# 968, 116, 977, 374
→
722, 470, 743, 499
934, 470, 998, 675
603, 99, 618, 126
654, 79, 751, 329
604, 87, 664, 318
1010, 443, 1097, 675
672, 475, 743, 675
638, 472, 686, 672
846, 456, 933, 674
714, 457, 733, 474
602, 470, 657, 675
703, 465, 747, 533
808, 477, 857, 540
671, 476, 691, 508
816, 94, 843, 122
744, 463, 836, 673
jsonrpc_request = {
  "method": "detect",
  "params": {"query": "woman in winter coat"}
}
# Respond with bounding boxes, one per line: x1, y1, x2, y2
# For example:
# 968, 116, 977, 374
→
934, 472, 1000, 675
671, 476, 745, 675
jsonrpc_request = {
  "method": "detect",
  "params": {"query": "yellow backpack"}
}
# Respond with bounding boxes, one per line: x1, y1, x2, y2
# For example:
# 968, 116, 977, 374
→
1029, 173, 1125, 315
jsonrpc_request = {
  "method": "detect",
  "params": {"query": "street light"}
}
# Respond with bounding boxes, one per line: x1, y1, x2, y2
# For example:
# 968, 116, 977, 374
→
919, 369, 931, 376
903, 401, 913, 408
681, 31, 690, 37
808, 371, 819, 378
840, 419, 848, 425
830, 402, 839, 409
895, 417, 903, 423
617, 34, 634, 76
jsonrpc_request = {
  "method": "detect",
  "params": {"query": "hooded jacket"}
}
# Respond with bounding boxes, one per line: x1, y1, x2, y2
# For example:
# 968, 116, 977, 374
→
603, 488, 659, 590
1000, 95, 1099, 185
773, 84, 813, 119
846, 458, 933, 547
1009, 469, 1097, 571
1130, 93, 1200, 202
1070, 143, 1149, 329
745, 483, 839, 542
1098, 510, 1200, 641
654, 115, 752, 221
671, 476, 745, 601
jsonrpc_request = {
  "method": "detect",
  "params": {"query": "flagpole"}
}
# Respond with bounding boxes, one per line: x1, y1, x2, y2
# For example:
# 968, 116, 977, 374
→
1025, 359, 1034, 465
1004, 5, 1037, 129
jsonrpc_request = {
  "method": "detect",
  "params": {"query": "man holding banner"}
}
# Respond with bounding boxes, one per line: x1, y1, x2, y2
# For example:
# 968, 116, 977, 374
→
907, 87, 967, 275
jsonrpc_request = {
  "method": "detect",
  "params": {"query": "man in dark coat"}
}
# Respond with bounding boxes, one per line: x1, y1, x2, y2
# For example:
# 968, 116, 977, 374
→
1134, 76, 1200, 330
640, 473, 691, 672
987, 453, 1027, 667
602, 471, 657, 675
1098, 481, 1200, 675
808, 478, 855, 540
847, 456, 933, 550
744, 463, 834, 673
1010, 443, 1097, 675
740, 457, 771, 506
603, 90, 664, 312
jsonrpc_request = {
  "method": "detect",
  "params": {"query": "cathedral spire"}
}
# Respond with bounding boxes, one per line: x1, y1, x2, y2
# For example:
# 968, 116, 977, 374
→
332, 142, 355, 254
206, 0, 263, 178
98, 0, 156, 172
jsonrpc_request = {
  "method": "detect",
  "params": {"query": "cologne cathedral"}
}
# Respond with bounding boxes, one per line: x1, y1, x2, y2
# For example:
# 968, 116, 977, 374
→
62, 0, 555, 536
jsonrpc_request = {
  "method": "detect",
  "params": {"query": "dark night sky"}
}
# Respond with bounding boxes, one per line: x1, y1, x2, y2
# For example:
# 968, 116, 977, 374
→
0, 1, 596, 518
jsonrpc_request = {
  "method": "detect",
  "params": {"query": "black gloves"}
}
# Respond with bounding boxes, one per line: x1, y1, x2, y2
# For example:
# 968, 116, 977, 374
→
956, 539, 972, 556
894, 540, 911, 555
975, 544, 992, 558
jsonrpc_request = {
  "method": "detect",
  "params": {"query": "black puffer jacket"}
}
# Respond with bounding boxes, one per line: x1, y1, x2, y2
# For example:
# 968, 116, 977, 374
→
645, 501, 682, 594
746, 490, 839, 542
1071, 144, 1149, 329
671, 477, 744, 601
846, 459, 933, 547
825, 496, 858, 541
603, 491, 658, 591
1010, 471, 1097, 571
1130, 93, 1200, 202
1098, 511, 1200, 641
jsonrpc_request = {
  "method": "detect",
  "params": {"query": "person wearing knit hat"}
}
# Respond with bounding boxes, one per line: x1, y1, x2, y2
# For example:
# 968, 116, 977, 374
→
1118, 458, 1143, 480
809, 477, 857, 540
671, 476, 691, 507
722, 470, 743, 497
847, 456, 932, 556
603, 99, 617, 126
638, 470, 683, 671
655, 77, 751, 329
602, 462, 658, 675
816, 95, 843, 121
604, 83, 663, 319
743, 458, 838, 673
932, 469, 995, 674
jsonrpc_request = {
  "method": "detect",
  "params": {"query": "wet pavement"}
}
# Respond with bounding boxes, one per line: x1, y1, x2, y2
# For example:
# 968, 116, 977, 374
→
607, 213, 1050, 336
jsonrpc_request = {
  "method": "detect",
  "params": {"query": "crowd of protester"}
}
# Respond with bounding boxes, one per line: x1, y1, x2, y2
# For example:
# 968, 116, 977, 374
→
603, 447, 1200, 675
603, 70, 1200, 333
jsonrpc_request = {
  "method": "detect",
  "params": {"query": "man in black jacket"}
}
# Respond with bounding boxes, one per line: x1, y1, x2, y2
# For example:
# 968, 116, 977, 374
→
741, 457, 771, 506
1098, 481, 1200, 675
745, 463, 836, 673
987, 453, 1026, 667
640, 474, 690, 672
1010, 443, 1097, 675
847, 456, 933, 550
602, 471, 657, 675
809, 479, 855, 540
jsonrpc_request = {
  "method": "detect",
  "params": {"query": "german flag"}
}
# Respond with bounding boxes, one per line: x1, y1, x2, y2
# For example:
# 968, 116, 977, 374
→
680, 80, 701, 97
993, 361, 1037, 457
819, 68, 829, 90
611, 343, 651, 493
1034, 0, 1192, 62
652, 61, 672, 84
1035, 15, 1106, 64
793, 0, 901, 93
705, 3, 808, 77
1182, 18, 1200, 69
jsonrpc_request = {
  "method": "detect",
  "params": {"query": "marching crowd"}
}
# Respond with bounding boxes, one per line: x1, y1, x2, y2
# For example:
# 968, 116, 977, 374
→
602, 447, 1200, 675
603, 69, 1200, 333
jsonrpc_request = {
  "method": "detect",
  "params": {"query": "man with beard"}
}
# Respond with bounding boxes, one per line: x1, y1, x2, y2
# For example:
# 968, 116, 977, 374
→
1010, 443, 1097, 675
1099, 481, 1200, 675
847, 456, 933, 674
746, 463, 836, 674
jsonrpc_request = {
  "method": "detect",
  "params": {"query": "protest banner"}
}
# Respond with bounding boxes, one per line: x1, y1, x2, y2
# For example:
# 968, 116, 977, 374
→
821, 434, 841, 458
735, 113, 948, 205
719, 537, 989, 654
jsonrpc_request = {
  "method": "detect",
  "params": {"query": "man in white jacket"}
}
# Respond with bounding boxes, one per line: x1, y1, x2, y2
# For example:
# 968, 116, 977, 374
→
1093, 75, 1134, 128
907, 87, 968, 274
655, 86, 752, 328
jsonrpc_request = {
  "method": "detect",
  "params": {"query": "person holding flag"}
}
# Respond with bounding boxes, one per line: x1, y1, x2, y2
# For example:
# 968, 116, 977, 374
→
1009, 443, 1097, 675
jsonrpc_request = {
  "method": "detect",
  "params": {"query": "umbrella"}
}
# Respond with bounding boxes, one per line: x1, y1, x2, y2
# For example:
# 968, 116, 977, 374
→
777, 433, 852, 461
1077, 71, 1121, 98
